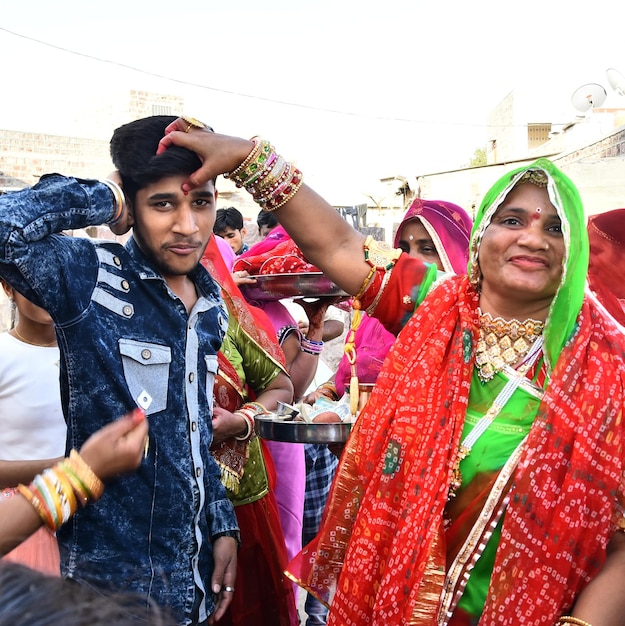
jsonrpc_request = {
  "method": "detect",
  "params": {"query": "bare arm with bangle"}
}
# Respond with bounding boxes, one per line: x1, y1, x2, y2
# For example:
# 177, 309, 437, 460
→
155, 123, 373, 297
0, 409, 148, 556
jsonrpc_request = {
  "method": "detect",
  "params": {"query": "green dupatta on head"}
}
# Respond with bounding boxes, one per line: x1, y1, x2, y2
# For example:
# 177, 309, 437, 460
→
468, 158, 589, 370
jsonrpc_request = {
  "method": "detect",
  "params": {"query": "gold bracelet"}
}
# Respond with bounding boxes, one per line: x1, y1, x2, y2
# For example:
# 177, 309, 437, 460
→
557, 617, 593, 626
17, 483, 56, 530
67, 450, 105, 501
225, 137, 268, 183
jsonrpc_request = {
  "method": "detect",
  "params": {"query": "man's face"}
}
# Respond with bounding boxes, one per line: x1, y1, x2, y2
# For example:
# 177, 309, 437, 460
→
130, 175, 216, 282
216, 226, 246, 254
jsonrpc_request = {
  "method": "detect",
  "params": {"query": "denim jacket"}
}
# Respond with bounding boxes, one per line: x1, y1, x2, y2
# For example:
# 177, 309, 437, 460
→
0, 175, 239, 624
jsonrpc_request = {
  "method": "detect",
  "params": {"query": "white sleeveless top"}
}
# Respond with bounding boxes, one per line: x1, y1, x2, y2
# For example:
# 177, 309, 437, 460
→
0, 332, 66, 460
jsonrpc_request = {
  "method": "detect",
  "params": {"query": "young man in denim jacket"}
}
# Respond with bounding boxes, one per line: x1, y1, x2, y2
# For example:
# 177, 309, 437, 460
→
0, 116, 240, 626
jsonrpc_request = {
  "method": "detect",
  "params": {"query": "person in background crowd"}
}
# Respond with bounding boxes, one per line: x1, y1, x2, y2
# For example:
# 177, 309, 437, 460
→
0, 278, 65, 574
587, 208, 625, 328
316, 198, 473, 406
156, 123, 625, 626
257, 209, 279, 239
231, 223, 336, 593
214, 207, 249, 255
0, 115, 239, 626
202, 235, 298, 625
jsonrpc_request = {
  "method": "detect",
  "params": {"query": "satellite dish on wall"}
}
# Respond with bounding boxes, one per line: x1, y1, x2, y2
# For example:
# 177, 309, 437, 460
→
606, 68, 625, 97
571, 83, 607, 112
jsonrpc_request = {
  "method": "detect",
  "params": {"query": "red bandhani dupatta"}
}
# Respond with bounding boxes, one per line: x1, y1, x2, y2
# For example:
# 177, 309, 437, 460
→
288, 275, 625, 625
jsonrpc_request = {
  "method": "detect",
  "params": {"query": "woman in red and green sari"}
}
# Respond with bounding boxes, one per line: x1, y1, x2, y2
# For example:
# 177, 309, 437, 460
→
282, 160, 625, 626
158, 122, 625, 626
201, 236, 298, 626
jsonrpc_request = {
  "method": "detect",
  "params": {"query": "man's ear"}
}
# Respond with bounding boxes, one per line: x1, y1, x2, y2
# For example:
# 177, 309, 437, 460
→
241, 226, 247, 237
127, 201, 135, 227
109, 200, 134, 236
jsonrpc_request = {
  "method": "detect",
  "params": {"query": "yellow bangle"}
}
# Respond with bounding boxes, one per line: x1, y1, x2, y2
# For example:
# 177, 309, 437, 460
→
17, 483, 55, 530
557, 618, 593, 626
67, 450, 105, 501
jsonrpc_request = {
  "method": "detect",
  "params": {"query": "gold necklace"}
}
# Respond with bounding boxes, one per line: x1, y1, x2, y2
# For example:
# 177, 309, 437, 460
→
475, 311, 544, 383
11, 327, 57, 347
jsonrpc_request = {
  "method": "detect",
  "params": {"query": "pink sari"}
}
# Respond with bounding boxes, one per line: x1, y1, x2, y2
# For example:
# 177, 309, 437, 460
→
235, 230, 307, 582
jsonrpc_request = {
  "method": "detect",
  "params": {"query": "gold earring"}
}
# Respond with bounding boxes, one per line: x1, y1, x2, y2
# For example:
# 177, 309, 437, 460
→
469, 259, 480, 287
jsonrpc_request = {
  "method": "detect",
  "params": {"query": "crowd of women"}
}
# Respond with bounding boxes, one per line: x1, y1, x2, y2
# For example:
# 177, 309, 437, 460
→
1, 114, 625, 626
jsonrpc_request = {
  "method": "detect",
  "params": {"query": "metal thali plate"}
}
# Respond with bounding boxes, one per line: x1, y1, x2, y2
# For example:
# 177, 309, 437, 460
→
254, 415, 353, 444
240, 273, 348, 302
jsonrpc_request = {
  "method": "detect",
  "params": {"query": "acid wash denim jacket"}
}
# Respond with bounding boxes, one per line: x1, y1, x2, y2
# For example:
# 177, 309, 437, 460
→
0, 175, 239, 625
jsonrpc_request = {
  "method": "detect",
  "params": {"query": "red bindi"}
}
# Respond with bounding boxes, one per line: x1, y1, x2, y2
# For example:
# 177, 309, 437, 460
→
531, 207, 542, 221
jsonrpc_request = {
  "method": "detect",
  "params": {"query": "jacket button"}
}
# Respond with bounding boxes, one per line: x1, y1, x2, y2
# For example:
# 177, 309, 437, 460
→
141, 349, 151, 360
113, 256, 121, 267
196, 467, 202, 478
191, 421, 197, 431
189, 372, 195, 383
122, 305, 133, 317
121, 280, 130, 291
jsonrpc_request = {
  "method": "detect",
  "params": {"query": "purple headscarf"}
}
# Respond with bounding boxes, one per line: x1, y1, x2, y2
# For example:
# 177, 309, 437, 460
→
393, 199, 472, 274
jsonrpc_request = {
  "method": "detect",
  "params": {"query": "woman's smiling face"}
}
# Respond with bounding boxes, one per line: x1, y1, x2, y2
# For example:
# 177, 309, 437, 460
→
478, 182, 565, 309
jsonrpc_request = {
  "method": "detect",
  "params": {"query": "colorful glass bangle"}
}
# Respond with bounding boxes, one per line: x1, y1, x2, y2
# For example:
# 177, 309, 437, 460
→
67, 450, 105, 501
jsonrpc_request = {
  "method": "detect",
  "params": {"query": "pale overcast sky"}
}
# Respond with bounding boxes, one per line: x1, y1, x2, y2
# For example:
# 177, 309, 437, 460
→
1, 0, 623, 202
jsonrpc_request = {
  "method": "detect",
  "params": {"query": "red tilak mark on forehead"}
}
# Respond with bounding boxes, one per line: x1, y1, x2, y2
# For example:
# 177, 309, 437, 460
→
531, 207, 542, 221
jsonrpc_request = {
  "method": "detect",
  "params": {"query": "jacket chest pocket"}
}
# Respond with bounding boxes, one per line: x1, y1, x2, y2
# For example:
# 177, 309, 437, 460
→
119, 339, 172, 416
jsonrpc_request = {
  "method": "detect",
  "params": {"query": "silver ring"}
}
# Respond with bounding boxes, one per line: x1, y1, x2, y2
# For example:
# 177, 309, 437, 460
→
224, 586, 235, 593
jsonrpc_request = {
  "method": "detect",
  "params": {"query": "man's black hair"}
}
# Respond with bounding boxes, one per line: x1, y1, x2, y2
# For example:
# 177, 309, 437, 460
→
213, 207, 244, 233
256, 209, 278, 231
110, 115, 212, 203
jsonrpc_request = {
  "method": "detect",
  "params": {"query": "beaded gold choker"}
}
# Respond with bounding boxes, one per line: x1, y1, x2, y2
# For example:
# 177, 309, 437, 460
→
475, 311, 544, 382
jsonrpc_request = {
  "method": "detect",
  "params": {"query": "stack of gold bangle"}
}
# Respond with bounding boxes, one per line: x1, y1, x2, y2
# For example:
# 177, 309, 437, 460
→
225, 138, 303, 212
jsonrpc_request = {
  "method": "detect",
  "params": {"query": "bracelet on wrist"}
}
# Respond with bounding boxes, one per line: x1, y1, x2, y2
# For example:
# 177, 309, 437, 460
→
234, 408, 256, 441
557, 618, 593, 626
17, 449, 104, 532
102, 179, 127, 225
242, 401, 268, 415
224, 137, 304, 213
301, 337, 324, 355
